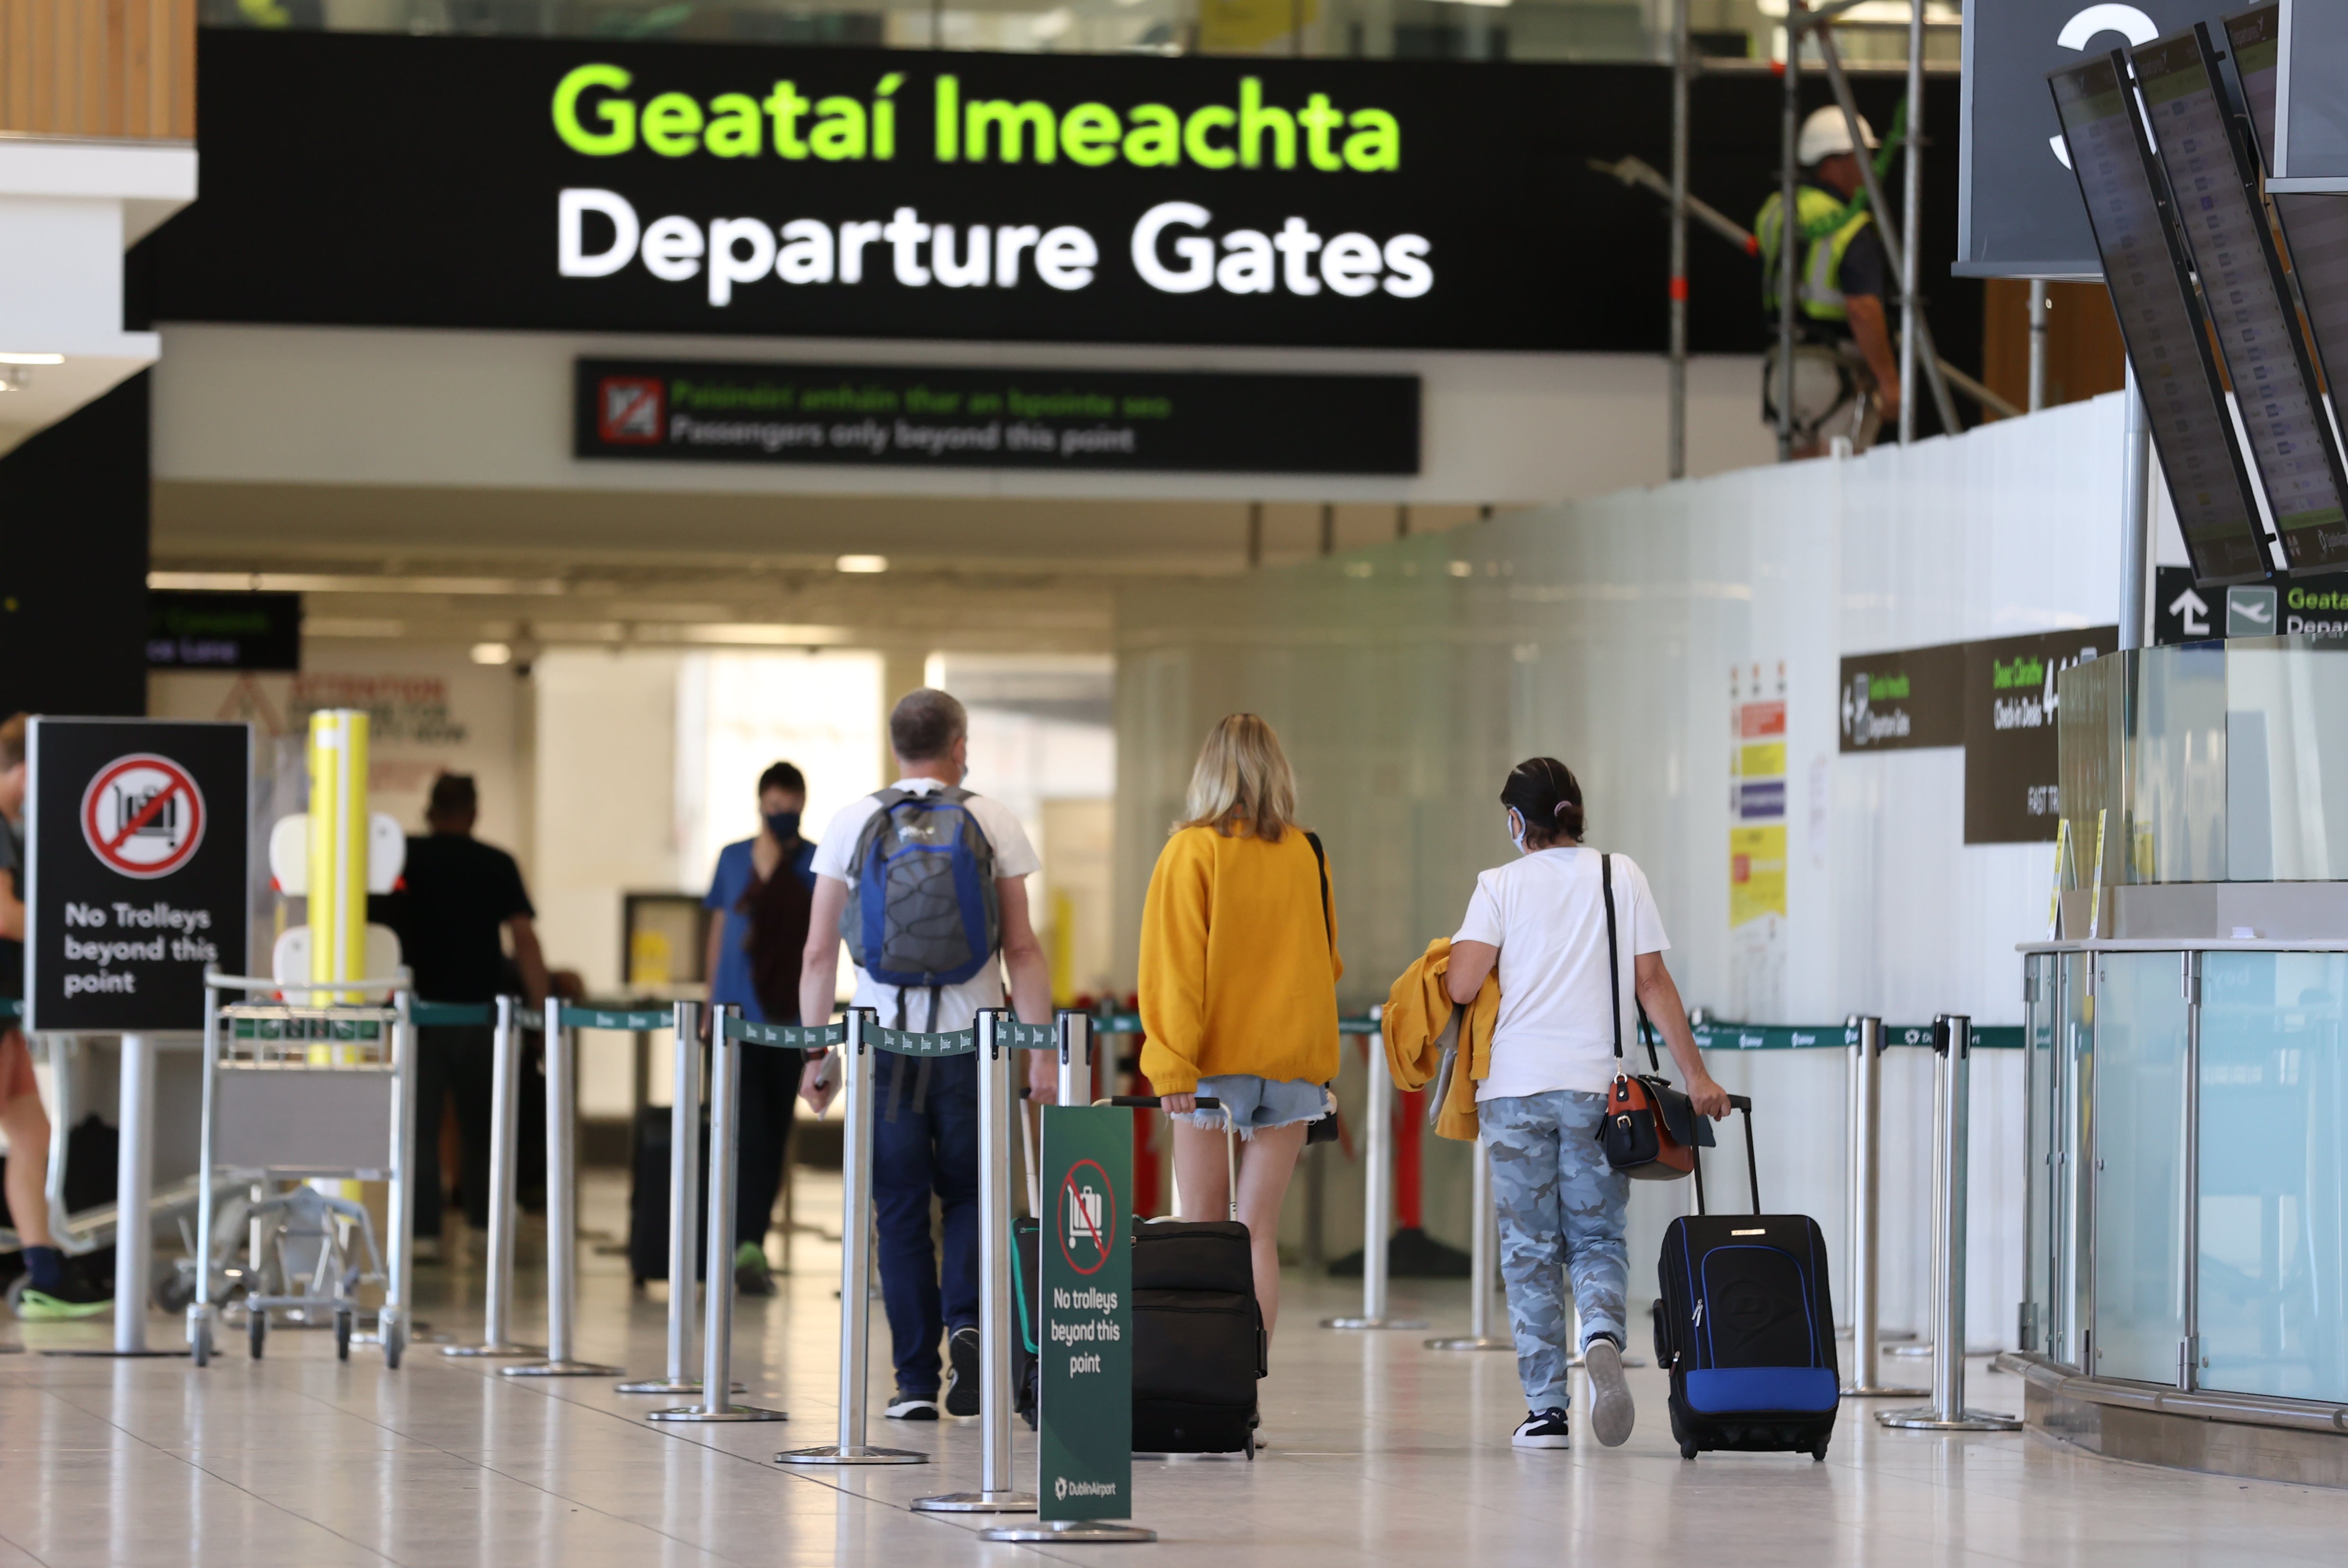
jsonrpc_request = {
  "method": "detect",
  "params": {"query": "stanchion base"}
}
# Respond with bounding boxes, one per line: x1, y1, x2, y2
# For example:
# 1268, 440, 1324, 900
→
1841, 1384, 1931, 1398
776, 1444, 928, 1465
444, 1342, 544, 1358
913, 1491, 1037, 1514
1873, 1406, 2021, 1432
41, 1348, 189, 1358
980, 1521, 1156, 1543
616, 1378, 744, 1394
1423, 1336, 1512, 1350
501, 1360, 625, 1377
648, 1403, 789, 1422
1321, 1317, 1430, 1330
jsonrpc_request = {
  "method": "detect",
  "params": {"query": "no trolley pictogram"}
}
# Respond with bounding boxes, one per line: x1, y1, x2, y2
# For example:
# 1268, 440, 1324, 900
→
80, 754, 207, 880
1056, 1159, 1117, 1276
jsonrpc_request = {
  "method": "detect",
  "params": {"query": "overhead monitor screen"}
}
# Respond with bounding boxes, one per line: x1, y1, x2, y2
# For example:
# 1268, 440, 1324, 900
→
2135, 30, 2348, 570
2226, 8, 2348, 419
2051, 53, 2272, 585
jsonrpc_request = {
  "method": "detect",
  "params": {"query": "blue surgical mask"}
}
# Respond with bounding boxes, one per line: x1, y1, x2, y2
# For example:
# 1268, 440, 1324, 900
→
763, 810, 801, 842
1508, 808, 1528, 855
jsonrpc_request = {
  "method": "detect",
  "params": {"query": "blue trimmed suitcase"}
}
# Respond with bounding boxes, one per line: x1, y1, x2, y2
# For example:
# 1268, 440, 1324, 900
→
1650, 1096, 1841, 1461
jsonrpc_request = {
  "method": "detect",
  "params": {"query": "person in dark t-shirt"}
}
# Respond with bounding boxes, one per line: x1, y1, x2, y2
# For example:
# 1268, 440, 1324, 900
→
379, 773, 548, 1254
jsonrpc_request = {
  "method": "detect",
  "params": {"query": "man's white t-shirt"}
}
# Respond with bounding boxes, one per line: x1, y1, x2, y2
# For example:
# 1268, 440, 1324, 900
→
1451, 846, 1670, 1100
809, 778, 1041, 1033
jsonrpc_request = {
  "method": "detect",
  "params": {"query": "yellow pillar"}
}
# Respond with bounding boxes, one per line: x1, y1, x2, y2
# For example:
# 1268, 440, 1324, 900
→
306, 709, 370, 1004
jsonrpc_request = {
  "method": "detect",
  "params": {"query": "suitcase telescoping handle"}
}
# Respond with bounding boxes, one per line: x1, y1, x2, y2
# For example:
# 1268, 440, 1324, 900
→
1691, 1094, 1759, 1218
1097, 1096, 1237, 1222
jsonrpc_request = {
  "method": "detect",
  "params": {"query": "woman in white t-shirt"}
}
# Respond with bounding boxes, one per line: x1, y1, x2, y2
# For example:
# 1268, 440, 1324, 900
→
1445, 757, 1728, 1454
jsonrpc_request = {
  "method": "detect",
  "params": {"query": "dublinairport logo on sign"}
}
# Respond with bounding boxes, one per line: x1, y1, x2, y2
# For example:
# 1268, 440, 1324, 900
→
549, 62, 1433, 310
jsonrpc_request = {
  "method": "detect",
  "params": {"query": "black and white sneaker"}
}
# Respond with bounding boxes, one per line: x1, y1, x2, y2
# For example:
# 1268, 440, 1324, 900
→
1512, 1407, 1571, 1449
943, 1326, 982, 1418
884, 1390, 940, 1421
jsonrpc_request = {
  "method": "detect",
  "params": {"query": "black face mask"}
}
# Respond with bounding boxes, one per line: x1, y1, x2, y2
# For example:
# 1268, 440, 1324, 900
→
763, 810, 801, 842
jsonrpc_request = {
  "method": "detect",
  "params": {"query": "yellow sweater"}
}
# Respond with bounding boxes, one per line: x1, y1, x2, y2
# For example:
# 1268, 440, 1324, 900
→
1138, 825, 1343, 1095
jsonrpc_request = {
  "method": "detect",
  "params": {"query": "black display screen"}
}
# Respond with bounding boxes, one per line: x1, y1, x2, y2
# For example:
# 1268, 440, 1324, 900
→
2136, 30, 2348, 568
2051, 53, 2271, 585
2226, 7, 2348, 442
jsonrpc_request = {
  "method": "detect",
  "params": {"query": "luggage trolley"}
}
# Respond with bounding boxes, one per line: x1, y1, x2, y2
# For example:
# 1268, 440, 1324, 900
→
186, 970, 418, 1369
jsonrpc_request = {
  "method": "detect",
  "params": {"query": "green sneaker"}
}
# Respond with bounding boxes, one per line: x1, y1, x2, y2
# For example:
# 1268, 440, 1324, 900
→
732, 1241, 775, 1298
14, 1281, 113, 1321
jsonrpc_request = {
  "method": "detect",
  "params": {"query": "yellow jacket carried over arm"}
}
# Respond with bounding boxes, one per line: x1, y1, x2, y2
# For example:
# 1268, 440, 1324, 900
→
1381, 937, 1497, 1142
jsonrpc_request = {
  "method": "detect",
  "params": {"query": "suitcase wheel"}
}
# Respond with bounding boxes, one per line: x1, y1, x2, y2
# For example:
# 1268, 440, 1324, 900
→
1813, 1441, 1830, 1462
1679, 1440, 1698, 1461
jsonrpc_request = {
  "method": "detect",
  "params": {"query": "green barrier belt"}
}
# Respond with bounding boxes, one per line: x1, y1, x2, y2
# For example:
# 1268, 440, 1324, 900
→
517, 1008, 545, 1032
0, 998, 18, 1022
1672, 1022, 2023, 1052
409, 1002, 494, 1028
1001, 1020, 1057, 1051
1083, 1010, 1380, 1037
556, 1005, 673, 1033
231, 1013, 386, 1042
876, 1026, 976, 1056
729, 1019, 845, 1049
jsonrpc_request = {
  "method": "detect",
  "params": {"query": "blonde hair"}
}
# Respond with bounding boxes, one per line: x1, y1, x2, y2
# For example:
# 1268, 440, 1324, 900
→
1176, 713, 1299, 843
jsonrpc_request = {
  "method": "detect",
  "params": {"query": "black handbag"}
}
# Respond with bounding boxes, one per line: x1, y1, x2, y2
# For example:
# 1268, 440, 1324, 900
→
1594, 853, 1714, 1180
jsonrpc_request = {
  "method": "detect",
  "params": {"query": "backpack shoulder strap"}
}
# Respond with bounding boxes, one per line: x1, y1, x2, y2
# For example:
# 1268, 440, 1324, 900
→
1305, 831, 1333, 955
1601, 852, 1623, 1061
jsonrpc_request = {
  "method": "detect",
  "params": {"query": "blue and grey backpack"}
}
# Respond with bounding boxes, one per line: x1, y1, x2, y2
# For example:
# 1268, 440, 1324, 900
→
839, 785, 1000, 1032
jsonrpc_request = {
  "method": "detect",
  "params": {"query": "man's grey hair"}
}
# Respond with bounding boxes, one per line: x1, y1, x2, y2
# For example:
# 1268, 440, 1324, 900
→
890, 688, 968, 762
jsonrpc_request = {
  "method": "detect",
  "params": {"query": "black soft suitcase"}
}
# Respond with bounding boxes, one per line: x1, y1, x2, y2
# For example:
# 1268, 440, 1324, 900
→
1105, 1095, 1263, 1457
627, 1104, 710, 1284
1651, 1094, 1841, 1461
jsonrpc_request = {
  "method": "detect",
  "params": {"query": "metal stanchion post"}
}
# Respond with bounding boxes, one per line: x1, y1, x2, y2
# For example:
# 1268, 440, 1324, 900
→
1325, 1051, 1426, 1330
505, 1005, 623, 1378
781, 1008, 922, 1463
916, 1010, 1036, 1513
450, 996, 540, 1358
1877, 1016, 2019, 1431
622, 1001, 731, 1393
1844, 1016, 1924, 1397
112, 1033, 157, 1355
653, 1005, 785, 1421
188, 986, 221, 1362
1426, 1144, 1508, 1350
1056, 1009, 1090, 1108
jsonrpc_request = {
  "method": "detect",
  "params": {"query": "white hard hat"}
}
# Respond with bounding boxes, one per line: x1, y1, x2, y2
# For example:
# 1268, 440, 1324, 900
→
1798, 105, 1877, 167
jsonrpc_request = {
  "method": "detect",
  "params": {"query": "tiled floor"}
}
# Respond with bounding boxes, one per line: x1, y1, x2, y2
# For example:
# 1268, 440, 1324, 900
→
4, 1174, 2346, 1566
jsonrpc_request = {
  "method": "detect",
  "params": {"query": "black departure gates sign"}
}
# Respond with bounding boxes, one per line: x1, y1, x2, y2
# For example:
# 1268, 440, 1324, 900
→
576, 358, 1418, 474
23, 719, 250, 1032
2135, 29, 2348, 570
149, 30, 1755, 354
147, 591, 302, 672
2051, 53, 2271, 587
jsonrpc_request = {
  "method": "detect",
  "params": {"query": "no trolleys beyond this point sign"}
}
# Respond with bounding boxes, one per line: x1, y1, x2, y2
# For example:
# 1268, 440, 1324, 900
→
1038, 1105, 1135, 1524
25, 719, 250, 1033
80, 754, 206, 879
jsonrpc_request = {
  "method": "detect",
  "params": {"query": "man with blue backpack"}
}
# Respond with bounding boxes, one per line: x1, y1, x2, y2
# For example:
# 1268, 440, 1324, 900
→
797, 688, 1055, 1421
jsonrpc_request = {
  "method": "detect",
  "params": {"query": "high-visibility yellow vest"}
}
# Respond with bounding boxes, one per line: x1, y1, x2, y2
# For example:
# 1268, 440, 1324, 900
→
1756, 186, 1874, 324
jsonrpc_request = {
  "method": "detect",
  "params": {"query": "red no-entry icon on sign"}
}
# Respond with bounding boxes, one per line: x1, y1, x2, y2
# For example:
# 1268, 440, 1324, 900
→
80, 754, 207, 880
1056, 1159, 1117, 1276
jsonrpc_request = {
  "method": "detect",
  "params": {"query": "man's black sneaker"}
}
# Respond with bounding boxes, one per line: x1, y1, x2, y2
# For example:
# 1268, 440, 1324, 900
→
943, 1326, 982, 1418
884, 1390, 940, 1421
1512, 1407, 1571, 1450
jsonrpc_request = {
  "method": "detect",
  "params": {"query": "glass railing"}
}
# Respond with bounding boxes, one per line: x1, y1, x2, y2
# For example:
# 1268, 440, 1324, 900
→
2020, 941, 2348, 1408
197, 0, 1961, 66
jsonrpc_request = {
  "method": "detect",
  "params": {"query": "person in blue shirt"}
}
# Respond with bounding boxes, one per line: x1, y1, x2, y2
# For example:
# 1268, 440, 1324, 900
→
702, 761, 818, 1298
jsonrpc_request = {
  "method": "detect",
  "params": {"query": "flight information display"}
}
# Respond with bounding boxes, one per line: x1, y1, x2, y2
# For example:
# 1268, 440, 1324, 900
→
2136, 31, 2348, 570
2051, 53, 2272, 585
2226, 8, 2348, 450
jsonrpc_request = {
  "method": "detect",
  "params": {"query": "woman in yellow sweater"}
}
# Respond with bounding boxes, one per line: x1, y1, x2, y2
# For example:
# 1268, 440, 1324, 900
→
1139, 713, 1340, 1338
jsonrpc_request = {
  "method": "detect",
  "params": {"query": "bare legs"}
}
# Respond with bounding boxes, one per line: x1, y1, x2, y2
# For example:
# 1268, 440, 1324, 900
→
1171, 1118, 1307, 1339
0, 1084, 53, 1251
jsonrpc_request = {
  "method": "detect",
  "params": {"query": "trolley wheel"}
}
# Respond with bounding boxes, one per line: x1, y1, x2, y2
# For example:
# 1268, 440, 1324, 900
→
248, 1309, 267, 1361
335, 1307, 354, 1363
154, 1267, 196, 1316
1679, 1440, 1699, 1461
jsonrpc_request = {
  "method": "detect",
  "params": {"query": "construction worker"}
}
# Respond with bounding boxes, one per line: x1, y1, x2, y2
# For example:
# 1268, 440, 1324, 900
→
1756, 106, 1901, 456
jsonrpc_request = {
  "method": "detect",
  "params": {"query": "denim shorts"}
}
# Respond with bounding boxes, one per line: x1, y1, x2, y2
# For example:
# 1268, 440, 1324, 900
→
1178, 1074, 1333, 1140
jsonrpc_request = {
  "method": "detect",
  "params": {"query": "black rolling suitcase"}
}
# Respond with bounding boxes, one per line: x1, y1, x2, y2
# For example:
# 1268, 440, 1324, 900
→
1651, 1094, 1841, 1461
627, 1104, 710, 1284
1107, 1096, 1264, 1458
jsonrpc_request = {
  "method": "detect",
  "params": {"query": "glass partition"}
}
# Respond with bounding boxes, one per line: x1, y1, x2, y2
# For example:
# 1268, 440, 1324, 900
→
2023, 952, 2061, 1359
2092, 951, 2190, 1384
2198, 951, 2348, 1402
2056, 950, 2093, 1366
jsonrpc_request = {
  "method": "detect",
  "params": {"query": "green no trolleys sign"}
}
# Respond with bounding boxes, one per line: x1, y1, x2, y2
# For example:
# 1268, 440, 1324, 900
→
1025, 1104, 1154, 1544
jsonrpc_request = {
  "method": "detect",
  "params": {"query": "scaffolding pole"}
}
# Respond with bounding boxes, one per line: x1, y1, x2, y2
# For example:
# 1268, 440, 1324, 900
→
1669, 0, 1690, 480
1898, 0, 1923, 444
1777, 6, 1801, 462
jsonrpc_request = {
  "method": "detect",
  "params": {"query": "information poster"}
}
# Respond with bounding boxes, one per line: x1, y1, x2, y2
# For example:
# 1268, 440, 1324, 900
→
24, 719, 251, 1032
1727, 662, 1787, 1022
1038, 1105, 1134, 1523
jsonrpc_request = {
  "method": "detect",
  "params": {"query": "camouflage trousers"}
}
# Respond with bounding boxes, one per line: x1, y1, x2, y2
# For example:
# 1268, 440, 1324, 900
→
1482, 1089, 1630, 1411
